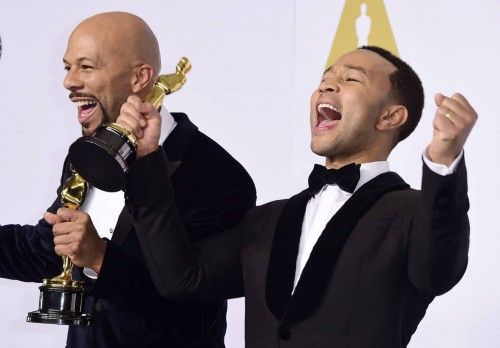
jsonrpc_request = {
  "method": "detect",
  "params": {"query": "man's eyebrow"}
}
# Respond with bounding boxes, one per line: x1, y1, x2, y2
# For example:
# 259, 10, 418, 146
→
62, 57, 94, 65
344, 64, 369, 77
323, 64, 369, 77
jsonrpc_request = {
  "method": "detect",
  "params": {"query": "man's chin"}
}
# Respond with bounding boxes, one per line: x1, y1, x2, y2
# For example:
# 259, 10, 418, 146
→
81, 125, 100, 137
81, 119, 108, 136
310, 140, 335, 158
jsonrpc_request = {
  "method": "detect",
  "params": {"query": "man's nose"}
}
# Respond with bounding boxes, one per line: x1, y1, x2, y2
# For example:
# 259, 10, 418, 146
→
319, 81, 338, 93
63, 69, 83, 91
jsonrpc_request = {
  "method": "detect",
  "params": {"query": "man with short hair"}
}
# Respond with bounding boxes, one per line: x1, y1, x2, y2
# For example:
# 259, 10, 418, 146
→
105, 46, 477, 347
0, 12, 256, 347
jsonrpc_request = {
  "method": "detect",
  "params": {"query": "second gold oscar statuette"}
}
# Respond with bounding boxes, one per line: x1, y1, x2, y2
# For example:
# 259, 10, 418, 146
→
27, 171, 91, 325
45, 171, 88, 288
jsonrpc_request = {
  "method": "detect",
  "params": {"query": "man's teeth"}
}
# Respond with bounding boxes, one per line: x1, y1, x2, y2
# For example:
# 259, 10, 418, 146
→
317, 103, 339, 113
74, 100, 97, 107
317, 103, 341, 121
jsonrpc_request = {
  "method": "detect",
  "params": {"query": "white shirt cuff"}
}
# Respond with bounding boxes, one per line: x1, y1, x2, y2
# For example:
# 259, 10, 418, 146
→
83, 267, 98, 279
422, 149, 464, 176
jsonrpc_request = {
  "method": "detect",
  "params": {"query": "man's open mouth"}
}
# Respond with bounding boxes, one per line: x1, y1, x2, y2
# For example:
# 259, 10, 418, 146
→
316, 103, 342, 128
74, 99, 98, 124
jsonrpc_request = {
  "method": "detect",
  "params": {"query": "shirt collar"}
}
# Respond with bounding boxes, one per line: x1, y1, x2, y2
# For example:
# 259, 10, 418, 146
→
355, 161, 390, 191
159, 107, 177, 144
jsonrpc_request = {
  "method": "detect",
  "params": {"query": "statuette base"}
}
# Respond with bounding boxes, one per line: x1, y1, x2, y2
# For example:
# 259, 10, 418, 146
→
27, 283, 90, 326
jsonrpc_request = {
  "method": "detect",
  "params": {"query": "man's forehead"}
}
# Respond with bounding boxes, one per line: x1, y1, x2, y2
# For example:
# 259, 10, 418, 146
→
64, 32, 99, 60
324, 49, 397, 77
65, 25, 126, 60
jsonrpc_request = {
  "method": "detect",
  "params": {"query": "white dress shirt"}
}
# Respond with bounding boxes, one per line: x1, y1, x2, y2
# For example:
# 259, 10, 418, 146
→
292, 151, 464, 289
82, 107, 176, 278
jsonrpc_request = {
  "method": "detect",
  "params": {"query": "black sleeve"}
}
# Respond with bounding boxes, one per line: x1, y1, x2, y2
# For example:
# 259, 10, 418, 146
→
407, 156, 470, 295
124, 148, 248, 301
0, 159, 70, 282
90, 238, 159, 307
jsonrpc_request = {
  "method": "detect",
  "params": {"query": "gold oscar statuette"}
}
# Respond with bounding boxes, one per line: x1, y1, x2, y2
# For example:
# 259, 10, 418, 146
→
27, 171, 91, 325
68, 57, 192, 192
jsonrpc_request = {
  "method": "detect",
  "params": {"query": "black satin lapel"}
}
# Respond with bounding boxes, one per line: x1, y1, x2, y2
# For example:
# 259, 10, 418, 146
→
265, 189, 311, 320
168, 160, 182, 179
282, 172, 409, 324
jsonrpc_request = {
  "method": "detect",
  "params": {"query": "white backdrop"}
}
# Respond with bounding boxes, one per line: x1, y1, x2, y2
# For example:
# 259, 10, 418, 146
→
0, 1, 498, 347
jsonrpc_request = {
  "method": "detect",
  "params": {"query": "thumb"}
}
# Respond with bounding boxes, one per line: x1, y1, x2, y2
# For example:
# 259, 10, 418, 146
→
43, 212, 62, 225
434, 93, 446, 107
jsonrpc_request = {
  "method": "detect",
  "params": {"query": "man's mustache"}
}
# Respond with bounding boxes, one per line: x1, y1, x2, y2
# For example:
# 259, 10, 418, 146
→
69, 92, 95, 99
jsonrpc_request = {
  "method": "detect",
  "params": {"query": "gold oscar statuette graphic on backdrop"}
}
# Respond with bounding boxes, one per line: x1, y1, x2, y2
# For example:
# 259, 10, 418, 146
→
68, 57, 192, 192
326, 0, 398, 69
27, 171, 90, 325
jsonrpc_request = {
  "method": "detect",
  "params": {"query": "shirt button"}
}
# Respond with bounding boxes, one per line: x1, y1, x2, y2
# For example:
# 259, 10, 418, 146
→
94, 301, 103, 312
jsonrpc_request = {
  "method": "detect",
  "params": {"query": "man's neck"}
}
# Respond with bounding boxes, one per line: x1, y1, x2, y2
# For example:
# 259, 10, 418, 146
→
325, 153, 388, 169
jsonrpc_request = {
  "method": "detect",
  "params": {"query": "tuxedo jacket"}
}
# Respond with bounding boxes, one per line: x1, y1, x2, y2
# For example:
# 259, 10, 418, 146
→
0, 113, 256, 348
128, 149, 469, 348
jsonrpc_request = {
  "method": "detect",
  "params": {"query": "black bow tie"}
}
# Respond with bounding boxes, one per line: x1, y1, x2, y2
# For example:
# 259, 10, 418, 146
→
308, 163, 361, 195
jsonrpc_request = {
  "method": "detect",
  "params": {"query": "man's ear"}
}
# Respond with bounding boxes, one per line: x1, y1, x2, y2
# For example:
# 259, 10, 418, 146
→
376, 105, 408, 131
131, 64, 154, 94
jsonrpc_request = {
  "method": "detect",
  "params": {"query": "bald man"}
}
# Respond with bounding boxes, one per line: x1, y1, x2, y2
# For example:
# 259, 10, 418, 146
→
0, 12, 256, 348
